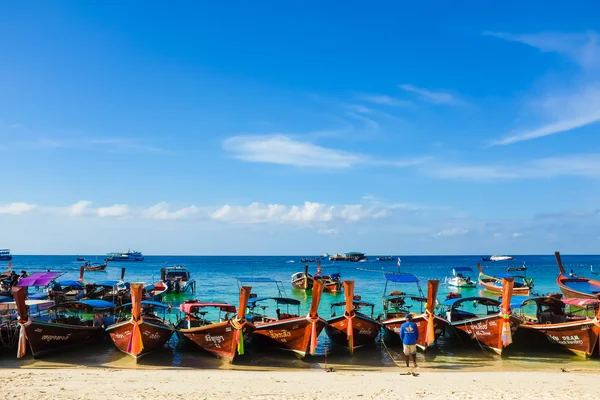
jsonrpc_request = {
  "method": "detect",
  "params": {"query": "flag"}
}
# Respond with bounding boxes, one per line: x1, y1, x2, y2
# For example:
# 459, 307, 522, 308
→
397, 257, 401, 268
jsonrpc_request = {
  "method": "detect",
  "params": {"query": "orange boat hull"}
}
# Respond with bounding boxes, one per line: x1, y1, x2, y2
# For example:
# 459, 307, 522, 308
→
252, 317, 326, 358
107, 319, 173, 362
325, 314, 381, 350
382, 314, 447, 350
556, 274, 600, 300
517, 319, 600, 357
450, 314, 521, 355
178, 320, 255, 363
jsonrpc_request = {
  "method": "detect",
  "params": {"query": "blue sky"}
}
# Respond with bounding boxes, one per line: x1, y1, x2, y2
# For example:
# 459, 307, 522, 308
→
2, 2, 600, 255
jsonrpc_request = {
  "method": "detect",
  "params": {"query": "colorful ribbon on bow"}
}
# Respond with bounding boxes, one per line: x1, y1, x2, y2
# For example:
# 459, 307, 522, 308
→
500, 313, 512, 347
17, 316, 32, 358
231, 318, 246, 355
127, 316, 144, 355
344, 311, 355, 355
306, 315, 320, 355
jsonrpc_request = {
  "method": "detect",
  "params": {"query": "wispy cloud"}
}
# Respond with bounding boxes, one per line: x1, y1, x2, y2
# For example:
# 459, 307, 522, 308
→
222, 134, 426, 169
97, 204, 130, 218
433, 227, 469, 237
486, 30, 600, 146
0, 202, 36, 215
483, 30, 600, 70
425, 153, 600, 180
355, 93, 412, 107
399, 84, 462, 105
143, 202, 199, 220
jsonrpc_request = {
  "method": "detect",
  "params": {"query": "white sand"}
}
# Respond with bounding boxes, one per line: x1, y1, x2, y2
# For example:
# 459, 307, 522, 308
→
1, 368, 598, 399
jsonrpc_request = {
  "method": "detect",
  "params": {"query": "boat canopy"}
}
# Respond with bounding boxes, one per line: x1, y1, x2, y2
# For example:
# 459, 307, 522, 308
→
58, 280, 84, 288
180, 301, 236, 314
442, 296, 501, 308
94, 280, 121, 287
382, 294, 427, 302
0, 295, 11, 303
121, 300, 170, 309
453, 267, 474, 273
18, 272, 62, 287
53, 299, 116, 310
331, 300, 374, 308
0, 299, 54, 311
248, 297, 301, 306
384, 273, 419, 283
562, 297, 600, 307
345, 252, 365, 256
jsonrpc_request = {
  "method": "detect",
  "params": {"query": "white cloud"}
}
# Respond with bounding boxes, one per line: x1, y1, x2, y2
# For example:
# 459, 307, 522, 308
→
425, 153, 600, 181
0, 202, 36, 215
433, 228, 469, 237
143, 202, 199, 220
97, 204, 130, 218
399, 84, 462, 105
512, 232, 523, 238
483, 30, 600, 70
356, 93, 412, 107
318, 228, 339, 236
210, 201, 413, 225
66, 200, 93, 216
222, 134, 426, 169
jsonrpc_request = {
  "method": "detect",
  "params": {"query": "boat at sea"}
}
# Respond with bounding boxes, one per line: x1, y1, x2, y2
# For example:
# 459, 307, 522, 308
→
291, 263, 313, 291
106, 250, 144, 262
12, 286, 115, 358
238, 277, 326, 358
481, 255, 515, 262
329, 252, 367, 262
82, 259, 109, 272
477, 263, 534, 296
512, 295, 600, 358
555, 251, 600, 299
446, 267, 477, 288
314, 261, 343, 293
106, 283, 174, 362
379, 274, 447, 352
325, 280, 381, 354
0, 249, 12, 261
376, 256, 395, 262
155, 266, 196, 294
440, 278, 520, 356
176, 286, 255, 363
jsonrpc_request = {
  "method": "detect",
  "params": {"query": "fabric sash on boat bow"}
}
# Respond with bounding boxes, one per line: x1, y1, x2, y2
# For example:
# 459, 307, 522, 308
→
12, 286, 31, 358
127, 283, 145, 355
424, 280, 440, 346
232, 286, 252, 356
499, 278, 515, 348
343, 280, 356, 355
306, 280, 324, 355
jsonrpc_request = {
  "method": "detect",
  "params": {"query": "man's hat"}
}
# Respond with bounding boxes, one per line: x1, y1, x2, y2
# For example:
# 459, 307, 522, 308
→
405, 313, 413, 320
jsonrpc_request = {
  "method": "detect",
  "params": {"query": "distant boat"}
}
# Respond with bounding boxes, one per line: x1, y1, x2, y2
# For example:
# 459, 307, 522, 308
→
156, 266, 196, 294
106, 250, 144, 262
376, 256, 394, 262
481, 255, 515, 262
0, 249, 12, 261
591, 265, 600, 276
76, 257, 86, 262
477, 263, 533, 296
446, 267, 477, 288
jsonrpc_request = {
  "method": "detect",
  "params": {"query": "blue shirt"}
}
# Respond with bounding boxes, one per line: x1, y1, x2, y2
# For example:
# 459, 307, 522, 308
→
399, 321, 419, 345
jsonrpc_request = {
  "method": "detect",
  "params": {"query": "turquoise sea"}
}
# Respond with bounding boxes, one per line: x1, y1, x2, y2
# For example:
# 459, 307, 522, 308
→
2, 254, 600, 369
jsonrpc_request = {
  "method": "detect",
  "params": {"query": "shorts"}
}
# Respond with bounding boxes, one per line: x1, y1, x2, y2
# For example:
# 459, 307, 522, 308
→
403, 344, 417, 355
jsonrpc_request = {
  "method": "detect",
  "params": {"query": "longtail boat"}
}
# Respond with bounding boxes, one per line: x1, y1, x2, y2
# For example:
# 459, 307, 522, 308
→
106, 283, 174, 362
379, 273, 447, 351
477, 263, 533, 296
12, 286, 114, 358
314, 261, 343, 293
291, 264, 314, 291
83, 259, 109, 272
176, 286, 255, 363
16, 270, 65, 301
240, 277, 326, 358
441, 278, 520, 356
555, 251, 600, 299
513, 296, 600, 357
325, 280, 381, 354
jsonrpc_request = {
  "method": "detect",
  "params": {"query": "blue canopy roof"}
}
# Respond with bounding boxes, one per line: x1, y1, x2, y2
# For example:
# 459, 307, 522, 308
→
120, 300, 169, 309
248, 297, 301, 306
442, 296, 501, 307
453, 267, 474, 272
55, 299, 116, 309
0, 295, 12, 303
235, 277, 280, 283
509, 296, 532, 309
58, 280, 84, 287
95, 280, 120, 287
384, 273, 419, 283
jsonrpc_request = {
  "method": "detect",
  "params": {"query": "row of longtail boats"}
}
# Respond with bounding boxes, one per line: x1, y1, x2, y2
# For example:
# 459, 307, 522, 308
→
0, 251, 599, 363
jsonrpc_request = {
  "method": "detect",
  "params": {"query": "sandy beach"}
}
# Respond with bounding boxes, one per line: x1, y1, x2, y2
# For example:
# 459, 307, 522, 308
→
1, 368, 598, 400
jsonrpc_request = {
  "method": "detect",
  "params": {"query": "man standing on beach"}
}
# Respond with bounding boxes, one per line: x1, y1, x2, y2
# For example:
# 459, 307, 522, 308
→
399, 313, 419, 368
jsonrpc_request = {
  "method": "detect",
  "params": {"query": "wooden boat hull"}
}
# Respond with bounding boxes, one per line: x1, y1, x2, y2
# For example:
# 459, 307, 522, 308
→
291, 277, 314, 290
556, 274, 600, 300
449, 314, 521, 355
84, 265, 107, 272
381, 314, 448, 350
106, 319, 174, 362
516, 319, 600, 357
23, 321, 105, 358
479, 279, 531, 296
178, 320, 255, 363
325, 314, 381, 350
252, 317, 326, 358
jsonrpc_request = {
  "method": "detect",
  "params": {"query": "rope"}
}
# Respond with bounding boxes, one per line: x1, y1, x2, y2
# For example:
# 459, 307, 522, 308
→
230, 318, 246, 355
17, 316, 32, 358
380, 335, 405, 368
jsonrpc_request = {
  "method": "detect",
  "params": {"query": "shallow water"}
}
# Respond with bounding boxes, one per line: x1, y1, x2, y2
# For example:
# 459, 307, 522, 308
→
2, 254, 600, 370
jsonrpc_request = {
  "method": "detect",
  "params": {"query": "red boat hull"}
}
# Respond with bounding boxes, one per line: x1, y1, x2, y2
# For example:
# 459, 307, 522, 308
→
518, 318, 600, 357
450, 314, 521, 355
106, 318, 173, 362
381, 314, 448, 350
178, 320, 255, 363
23, 321, 105, 358
252, 317, 326, 358
556, 274, 600, 300
325, 314, 381, 350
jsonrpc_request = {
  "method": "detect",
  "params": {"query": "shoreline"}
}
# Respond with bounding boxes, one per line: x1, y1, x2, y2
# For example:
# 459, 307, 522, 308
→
1, 369, 598, 399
